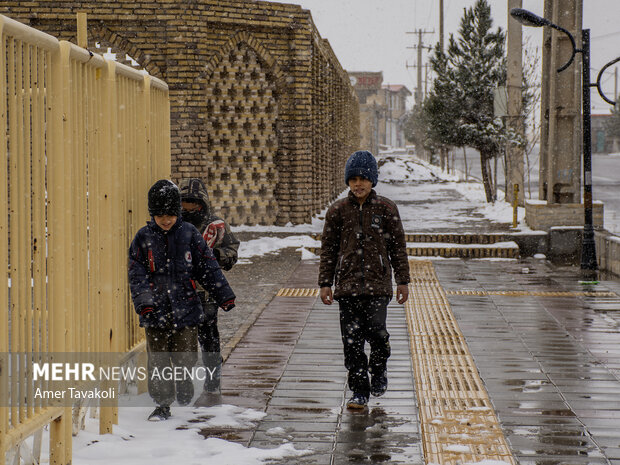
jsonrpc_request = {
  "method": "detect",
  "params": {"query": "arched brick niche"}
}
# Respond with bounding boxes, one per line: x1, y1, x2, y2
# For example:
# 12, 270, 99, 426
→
1, 0, 360, 224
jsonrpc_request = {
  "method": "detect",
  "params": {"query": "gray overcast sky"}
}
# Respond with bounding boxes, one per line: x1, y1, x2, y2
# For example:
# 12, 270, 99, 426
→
264, 0, 620, 113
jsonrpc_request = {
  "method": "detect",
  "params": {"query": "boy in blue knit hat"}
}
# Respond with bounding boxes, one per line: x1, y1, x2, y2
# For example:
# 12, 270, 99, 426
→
318, 150, 410, 409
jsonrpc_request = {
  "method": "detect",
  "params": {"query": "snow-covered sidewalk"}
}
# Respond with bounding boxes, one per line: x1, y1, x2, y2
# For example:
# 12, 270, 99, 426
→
59, 152, 523, 465
233, 154, 526, 264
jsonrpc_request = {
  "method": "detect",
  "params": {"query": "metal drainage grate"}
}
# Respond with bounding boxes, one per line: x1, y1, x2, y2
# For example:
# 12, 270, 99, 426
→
405, 260, 516, 465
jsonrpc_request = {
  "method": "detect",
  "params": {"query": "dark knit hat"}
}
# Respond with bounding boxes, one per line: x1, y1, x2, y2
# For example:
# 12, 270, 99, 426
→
148, 179, 181, 217
344, 150, 378, 187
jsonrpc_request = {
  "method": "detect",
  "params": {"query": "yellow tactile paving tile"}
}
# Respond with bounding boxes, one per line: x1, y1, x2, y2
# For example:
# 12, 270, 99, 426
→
447, 289, 617, 297
406, 260, 516, 465
276, 288, 320, 297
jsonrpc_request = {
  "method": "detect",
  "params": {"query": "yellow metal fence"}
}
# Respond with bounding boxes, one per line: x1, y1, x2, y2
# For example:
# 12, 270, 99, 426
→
0, 14, 170, 463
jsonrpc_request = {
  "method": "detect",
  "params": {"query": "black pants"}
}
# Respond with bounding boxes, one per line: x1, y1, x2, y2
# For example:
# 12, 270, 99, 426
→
145, 326, 197, 406
338, 296, 391, 398
197, 300, 220, 354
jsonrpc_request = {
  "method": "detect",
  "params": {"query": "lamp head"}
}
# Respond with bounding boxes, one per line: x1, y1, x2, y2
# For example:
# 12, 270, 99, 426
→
510, 8, 550, 27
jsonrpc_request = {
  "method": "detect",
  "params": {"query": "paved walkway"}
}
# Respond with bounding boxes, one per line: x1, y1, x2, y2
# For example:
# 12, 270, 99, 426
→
200, 169, 620, 464
205, 256, 620, 465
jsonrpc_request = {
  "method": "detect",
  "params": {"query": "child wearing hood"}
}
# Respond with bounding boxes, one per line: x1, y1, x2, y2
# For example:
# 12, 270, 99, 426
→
178, 177, 239, 404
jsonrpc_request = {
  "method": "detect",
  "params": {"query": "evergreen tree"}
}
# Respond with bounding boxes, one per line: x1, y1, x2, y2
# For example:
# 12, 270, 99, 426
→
424, 0, 506, 201
404, 103, 437, 163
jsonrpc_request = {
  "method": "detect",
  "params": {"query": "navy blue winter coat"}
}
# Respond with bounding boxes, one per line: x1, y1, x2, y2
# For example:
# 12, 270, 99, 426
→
128, 218, 236, 329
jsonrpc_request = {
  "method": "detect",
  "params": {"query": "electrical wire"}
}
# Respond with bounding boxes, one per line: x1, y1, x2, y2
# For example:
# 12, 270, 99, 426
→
591, 31, 620, 41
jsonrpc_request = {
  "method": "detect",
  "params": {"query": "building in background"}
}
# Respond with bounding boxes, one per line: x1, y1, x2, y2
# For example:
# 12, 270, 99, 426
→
349, 71, 411, 154
591, 114, 620, 154
382, 84, 411, 149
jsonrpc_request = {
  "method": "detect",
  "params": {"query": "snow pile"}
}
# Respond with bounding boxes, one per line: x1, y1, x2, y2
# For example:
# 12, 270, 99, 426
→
378, 155, 461, 182
477, 200, 525, 226
378, 156, 438, 182
66, 404, 310, 465
237, 235, 319, 260
197, 404, 265, 428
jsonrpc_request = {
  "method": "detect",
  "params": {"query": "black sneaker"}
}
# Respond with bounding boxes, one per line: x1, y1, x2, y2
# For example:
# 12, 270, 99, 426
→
176, 380, 194, 406
148, 405, 171, 421
370, 370, 388, 397
346, 394, 368, 409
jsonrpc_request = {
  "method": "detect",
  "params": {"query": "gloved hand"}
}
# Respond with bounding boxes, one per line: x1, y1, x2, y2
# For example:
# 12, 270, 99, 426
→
204, 220, 225, 248
140, 306, 155, 323
220, 299, 235, 312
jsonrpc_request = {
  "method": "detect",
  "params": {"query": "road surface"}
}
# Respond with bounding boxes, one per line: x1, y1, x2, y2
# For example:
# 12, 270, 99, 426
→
450, 147, 620, 234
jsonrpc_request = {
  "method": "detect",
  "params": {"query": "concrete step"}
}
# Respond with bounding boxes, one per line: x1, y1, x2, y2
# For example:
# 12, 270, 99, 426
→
406, 241, 519, 258
404, 233, 511, 244
307, 242, 519, 259
309, 233, 521, 259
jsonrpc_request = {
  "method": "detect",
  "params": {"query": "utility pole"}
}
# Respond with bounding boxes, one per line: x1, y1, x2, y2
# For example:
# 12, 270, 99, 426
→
406, 29, 433, 161
506, 0, 524, 206
417, 30, 423, 105
406, 29, 433, 106
439, 0, 444, 52
539, 0, 582, 205
613, 66, 619, 156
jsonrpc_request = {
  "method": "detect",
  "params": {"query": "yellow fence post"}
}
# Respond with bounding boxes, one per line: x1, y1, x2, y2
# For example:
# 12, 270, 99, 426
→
158, 84, 172, 179
512, 183, 519, 228
111, 70, 124, 427
32, 43, 47, 421
140, 75, 151, 225
99, 58, 117, 435
76, 12, 87, 49
48, 38, 72, 465
0, 19, 8, 465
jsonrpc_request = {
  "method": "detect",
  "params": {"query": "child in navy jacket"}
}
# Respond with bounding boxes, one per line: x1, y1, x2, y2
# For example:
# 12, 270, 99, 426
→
128, 179, 235, 421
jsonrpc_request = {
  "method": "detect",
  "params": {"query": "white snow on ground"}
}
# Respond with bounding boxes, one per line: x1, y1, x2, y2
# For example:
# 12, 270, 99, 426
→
237, 235, 320, 262
42, 402, 310, 465
378, 155, 460, 182
464, 461, 512, 465
406, 241, 518, 249
445, 444, 471, 453
429, 461, 511, 465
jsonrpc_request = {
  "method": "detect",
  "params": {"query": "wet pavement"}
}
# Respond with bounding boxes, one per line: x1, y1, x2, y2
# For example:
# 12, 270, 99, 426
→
202, 171, 620, 463
438, 259, 620, 464
204, 255, 620, 464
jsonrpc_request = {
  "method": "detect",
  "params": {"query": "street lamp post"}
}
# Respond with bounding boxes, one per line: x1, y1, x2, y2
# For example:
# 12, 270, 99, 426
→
511, 8, 620, 276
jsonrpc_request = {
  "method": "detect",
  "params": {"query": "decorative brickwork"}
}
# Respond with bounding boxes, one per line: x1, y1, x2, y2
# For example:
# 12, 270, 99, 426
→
1, 1, 360, 224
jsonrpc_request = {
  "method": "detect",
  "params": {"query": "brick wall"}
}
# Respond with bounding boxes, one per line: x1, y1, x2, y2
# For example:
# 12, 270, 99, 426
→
1, 0, 359, 224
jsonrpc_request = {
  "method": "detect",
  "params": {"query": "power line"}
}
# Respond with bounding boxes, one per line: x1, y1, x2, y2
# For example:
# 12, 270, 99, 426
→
591, 30, 620, 41
406, 29, 434, 105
